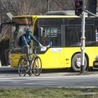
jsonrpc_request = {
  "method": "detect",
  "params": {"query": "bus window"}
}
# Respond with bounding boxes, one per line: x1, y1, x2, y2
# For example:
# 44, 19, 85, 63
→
66, 26, 81, 47
40, 26, 61, 47
9, 25, 33, 52
85, 25, 94, 43
10, 26, 20, 49
65, 25, 94, 47
35, 18, 64, 47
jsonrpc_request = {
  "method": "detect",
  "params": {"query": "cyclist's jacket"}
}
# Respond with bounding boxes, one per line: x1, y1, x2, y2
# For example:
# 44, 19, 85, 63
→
19, 31, 39, 47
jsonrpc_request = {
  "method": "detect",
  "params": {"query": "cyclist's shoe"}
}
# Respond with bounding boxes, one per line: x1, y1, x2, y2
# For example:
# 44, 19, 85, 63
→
28, 69, 32, 76
23, 73, 26, 76
47, 44, 50, 48
26, 66, 30, 72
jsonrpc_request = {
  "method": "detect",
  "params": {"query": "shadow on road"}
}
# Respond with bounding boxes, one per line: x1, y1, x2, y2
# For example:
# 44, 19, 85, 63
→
42, 68, 72, 73
0, 66, 98, 75
0, 66, 72, 74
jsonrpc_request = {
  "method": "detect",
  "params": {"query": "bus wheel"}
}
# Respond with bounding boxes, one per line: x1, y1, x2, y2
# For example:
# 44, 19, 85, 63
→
71, 53, 87, 72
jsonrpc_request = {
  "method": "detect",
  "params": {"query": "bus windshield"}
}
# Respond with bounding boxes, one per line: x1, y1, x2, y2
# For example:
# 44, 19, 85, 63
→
35, 18, 62, 47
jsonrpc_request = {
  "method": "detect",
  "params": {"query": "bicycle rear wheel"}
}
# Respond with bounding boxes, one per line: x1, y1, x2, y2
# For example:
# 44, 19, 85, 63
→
33, 56, 42, 76
18, 57, 27, 77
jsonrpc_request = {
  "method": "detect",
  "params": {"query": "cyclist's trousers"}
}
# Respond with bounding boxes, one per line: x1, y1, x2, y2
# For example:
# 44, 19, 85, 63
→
21, 45, 32, 60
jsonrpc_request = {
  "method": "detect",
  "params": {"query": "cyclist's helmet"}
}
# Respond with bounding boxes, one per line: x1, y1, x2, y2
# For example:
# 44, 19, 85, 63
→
26, 27, 31, 33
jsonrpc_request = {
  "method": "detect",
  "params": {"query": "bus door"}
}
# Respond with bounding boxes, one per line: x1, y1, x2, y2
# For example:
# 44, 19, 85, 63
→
61, 25, 82, 68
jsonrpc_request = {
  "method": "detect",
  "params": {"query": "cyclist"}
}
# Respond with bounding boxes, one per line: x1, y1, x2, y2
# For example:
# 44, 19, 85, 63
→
19, 27, 43, 66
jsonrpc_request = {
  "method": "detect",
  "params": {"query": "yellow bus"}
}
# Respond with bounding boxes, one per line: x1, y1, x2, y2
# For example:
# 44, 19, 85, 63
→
1, 11, 98, 71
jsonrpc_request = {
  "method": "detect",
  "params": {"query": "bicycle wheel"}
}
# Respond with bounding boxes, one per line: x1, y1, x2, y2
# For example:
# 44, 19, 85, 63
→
18, 57, 27, 77
32, 56, 42, 76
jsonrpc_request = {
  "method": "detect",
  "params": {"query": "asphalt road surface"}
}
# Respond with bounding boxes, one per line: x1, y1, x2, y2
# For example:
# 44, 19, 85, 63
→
0, 66, 98, 88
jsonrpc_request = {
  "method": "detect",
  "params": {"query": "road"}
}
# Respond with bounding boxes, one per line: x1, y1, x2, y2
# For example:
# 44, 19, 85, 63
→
0, 66, 98, 88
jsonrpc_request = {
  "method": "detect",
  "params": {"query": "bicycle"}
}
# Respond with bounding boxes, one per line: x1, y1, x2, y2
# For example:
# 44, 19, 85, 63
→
18, 46, 42, 77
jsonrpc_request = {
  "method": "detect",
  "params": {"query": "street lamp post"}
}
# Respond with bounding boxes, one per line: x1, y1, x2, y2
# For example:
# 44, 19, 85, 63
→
80, 0, 98, 73
80, 0, 85, 73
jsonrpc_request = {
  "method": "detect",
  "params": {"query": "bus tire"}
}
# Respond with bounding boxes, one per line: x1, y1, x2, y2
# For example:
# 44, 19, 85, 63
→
71, 53, 87, 72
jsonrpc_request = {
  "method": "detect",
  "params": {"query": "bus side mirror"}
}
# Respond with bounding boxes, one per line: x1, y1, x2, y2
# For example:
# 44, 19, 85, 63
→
38, 27, 44, 36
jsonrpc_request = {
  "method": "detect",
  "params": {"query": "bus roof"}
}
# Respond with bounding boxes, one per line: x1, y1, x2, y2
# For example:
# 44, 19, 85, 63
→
13, 10, 97, 19
33, 15, 80, 18
13, 15, 80, 20
44, 10, 75, 15
13, 11, 79, 18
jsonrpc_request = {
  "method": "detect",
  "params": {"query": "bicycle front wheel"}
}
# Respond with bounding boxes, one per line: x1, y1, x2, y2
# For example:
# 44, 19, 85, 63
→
18, 57, 27, 77
33, 56, 42, 76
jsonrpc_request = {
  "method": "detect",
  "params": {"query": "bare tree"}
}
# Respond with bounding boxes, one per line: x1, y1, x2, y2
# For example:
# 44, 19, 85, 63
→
0, 0, 89, 40
17, 0, 34, 15
0, 0, 35, 40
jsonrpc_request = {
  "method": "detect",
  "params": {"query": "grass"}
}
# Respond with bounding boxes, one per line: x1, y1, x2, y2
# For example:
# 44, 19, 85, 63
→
0, 88, 98, 98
